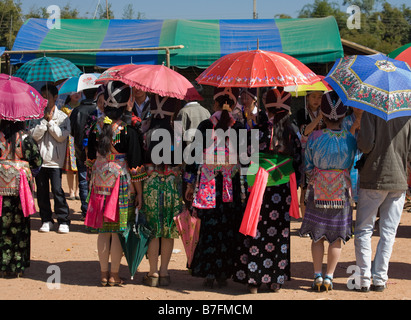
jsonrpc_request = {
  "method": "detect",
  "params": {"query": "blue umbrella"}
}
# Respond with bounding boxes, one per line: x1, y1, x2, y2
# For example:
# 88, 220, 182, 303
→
325, 53, 411, 121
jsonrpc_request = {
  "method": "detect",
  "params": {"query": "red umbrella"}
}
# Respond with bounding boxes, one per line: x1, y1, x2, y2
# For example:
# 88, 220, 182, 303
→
389, 43, 411, 66
173, 207, 201, 268
0, 74, 47, 121
96, 64, 203, 101
196, 49, 320, 88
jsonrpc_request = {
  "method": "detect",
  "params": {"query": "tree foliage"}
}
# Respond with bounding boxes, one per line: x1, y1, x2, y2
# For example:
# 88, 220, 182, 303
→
298, 0, 411, 53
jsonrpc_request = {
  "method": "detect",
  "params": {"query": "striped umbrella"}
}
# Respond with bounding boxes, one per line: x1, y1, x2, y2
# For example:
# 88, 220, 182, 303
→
13, 56, 82, 83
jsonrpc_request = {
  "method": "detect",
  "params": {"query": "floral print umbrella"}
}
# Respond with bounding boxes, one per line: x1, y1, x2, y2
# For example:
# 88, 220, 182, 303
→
325, 53, 411, 121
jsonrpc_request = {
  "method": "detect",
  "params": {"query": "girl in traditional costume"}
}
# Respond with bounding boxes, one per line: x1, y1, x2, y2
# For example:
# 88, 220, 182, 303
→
233, 88, 301, 293
299, 91, 357, 292
142, 94, 183, 287
0, 120, 42, 277
185, 87, 247, 289
85, 81, 146, 286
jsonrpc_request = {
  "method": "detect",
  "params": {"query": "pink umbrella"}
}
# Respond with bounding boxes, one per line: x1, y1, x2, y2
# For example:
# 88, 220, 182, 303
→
173, 208, 201, 268
0, 74, 47, 121
96, 64, 203, 101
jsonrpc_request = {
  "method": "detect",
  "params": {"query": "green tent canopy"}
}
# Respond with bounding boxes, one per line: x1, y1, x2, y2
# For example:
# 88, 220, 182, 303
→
11, 17, 343, 68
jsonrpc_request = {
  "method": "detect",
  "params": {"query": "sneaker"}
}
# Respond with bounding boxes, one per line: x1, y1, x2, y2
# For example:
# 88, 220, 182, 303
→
39, 221, 53, 233
58, 224, 69, 234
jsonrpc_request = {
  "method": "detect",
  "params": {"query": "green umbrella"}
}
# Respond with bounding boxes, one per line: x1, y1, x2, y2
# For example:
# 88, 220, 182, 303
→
14, 56, 82, 83
119, 220, 151, 280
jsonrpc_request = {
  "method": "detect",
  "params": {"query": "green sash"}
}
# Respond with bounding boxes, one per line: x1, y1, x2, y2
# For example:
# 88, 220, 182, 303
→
247, 153, 294, 187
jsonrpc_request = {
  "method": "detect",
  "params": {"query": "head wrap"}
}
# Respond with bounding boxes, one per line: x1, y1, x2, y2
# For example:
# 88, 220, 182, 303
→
320, 91, 347, 120
240, 88, 257, 101
104, 81, 131, 108
213, 87, 240, 105
264, 87, 292, 111
150, 94, 178, 119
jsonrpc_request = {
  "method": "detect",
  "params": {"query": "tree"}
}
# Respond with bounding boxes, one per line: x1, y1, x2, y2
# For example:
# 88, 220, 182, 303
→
122, 3, 146, 20
97, 2, 115, 19
0, 0, 23, 48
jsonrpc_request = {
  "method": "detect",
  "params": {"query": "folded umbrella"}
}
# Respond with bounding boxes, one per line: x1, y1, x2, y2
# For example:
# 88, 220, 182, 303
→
173, 208, 201, 268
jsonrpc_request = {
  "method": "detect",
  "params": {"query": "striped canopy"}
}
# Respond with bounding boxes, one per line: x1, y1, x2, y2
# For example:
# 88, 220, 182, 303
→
11, 17, 343, 68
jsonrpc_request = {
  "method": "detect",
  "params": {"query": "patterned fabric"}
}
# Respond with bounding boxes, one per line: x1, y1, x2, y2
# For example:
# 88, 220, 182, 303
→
299, 187, 353, 244
308, 168, 351, 208
190, 173, 244, 280
142, 165, 182, 239
0, 133, 42, 275
13, 57, 82, 83
233, 117, 301, 288
192, 164, 240, 209
234, 184, 291, 289
63, 135, 77, 171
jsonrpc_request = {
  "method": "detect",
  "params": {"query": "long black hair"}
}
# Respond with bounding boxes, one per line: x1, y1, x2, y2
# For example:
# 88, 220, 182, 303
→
267, 108, 294, 156
0, 120, 26, 159
97, 81, 131, 157
214, 95, 235, 131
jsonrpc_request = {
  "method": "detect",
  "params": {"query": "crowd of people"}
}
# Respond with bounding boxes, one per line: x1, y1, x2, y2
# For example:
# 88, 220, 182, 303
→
0, 78, 410, 296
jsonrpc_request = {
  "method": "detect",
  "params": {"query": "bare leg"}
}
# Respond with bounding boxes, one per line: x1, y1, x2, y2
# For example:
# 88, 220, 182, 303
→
109, 233, 124, 284
67, 171, 75, 198
311, 239, 325, 274
159, 238, 174, 277
147, 237, 160, 277
97, 233, 111, 273
326, 239, 342, 277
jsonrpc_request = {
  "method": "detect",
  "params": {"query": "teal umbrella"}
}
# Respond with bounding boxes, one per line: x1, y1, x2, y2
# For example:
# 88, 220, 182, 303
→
14, 56, 82, 83
119, 220, 151, 280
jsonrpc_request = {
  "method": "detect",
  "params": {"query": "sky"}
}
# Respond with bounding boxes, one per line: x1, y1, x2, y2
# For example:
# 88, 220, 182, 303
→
19, 0, 409, 20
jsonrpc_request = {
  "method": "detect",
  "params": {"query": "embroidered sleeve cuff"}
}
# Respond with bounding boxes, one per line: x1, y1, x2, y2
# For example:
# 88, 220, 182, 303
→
85, 158, 96, 168
130, 166, 148, 182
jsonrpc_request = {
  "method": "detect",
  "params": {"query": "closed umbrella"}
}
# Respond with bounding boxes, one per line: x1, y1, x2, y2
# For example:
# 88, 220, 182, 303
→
173, 207, 201, 268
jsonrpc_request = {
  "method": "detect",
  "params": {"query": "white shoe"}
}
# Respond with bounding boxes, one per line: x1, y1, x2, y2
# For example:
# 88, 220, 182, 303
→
39, 221, 53, 233
58, 224, 69, 234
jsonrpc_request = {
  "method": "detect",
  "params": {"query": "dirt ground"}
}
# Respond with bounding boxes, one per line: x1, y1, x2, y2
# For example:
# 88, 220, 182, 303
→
1, 175, 411, 302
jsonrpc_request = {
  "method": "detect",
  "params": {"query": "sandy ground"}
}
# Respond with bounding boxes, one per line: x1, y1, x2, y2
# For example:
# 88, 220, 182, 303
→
1, 175, 411, 303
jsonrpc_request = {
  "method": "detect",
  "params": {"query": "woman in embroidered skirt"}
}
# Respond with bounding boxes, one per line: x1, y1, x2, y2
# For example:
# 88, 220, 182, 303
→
141, 94, 183, 287
233, 88, 301, 293
85, 81, 147, 286
0, 120, 42, 277
299, 91, 357, 292
184, 87, 247, 289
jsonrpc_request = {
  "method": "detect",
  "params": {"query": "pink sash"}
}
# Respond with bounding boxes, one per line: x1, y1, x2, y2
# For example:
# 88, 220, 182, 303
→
0, 170, 36, 218
85, 175, 120, 229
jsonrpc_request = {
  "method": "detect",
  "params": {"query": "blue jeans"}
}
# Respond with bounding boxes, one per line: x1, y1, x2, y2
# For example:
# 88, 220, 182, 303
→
76, 159, 89, 217
354, 188, 405, 287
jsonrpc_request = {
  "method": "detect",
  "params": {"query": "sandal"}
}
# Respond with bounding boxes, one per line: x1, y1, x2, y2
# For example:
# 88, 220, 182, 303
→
143, 273, 159, 287
100, 271, 109, 287
108, 273, 124, 287
159, 275, 171, 286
